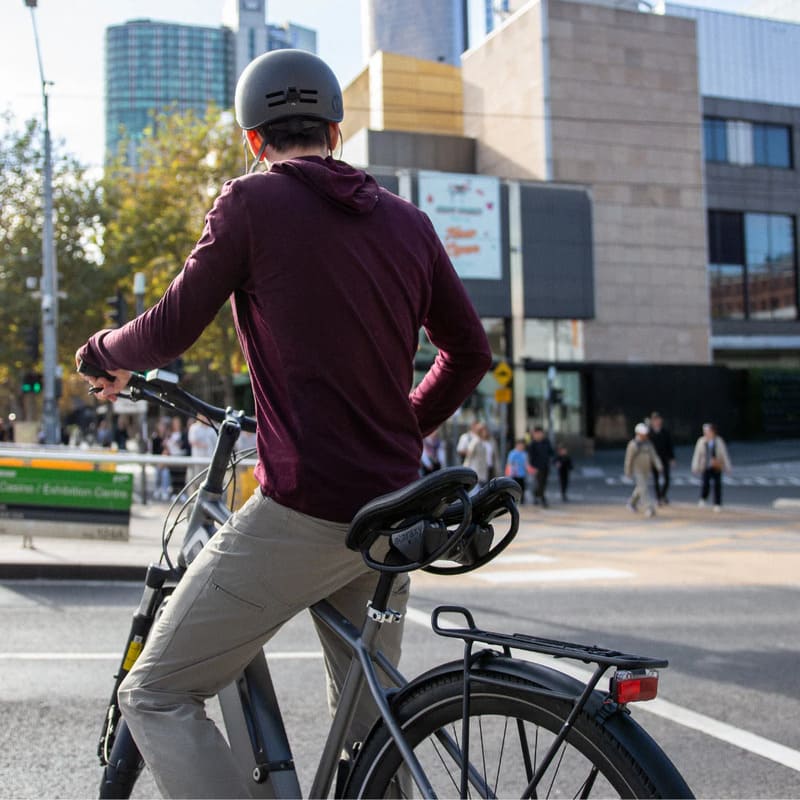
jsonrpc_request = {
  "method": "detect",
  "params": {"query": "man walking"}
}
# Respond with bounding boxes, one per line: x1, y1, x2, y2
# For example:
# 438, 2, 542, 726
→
527, 425, 555, 507
624, 423, 663, 518
648, 411, 675, 505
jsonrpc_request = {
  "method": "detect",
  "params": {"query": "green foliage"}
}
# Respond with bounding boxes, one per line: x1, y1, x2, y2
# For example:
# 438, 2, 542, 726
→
101, 107, 246, 404
0, 111, 105, 400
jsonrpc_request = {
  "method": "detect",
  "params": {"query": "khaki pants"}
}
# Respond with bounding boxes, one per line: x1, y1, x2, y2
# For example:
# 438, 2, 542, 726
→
118, 490, 409, 799
630, 470, 655, 512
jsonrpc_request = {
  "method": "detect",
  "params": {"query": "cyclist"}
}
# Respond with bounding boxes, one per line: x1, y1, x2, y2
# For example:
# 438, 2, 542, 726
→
76, 49, 491, 798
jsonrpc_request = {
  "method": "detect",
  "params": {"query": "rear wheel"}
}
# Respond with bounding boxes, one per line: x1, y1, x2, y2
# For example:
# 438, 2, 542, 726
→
346, 670, 693, 798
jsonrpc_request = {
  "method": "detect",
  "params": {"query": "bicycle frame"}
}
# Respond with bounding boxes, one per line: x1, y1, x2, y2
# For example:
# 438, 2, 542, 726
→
93, 368, 684, 800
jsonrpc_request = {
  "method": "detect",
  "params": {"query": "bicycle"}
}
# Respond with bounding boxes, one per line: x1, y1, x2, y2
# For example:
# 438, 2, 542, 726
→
81, 362, 694, 799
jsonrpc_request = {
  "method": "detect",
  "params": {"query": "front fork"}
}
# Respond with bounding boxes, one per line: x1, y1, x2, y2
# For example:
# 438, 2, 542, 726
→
97, 564, 181, 797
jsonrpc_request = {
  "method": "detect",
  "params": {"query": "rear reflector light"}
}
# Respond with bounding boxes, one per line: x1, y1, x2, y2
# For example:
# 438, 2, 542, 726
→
611, 669, 659, 704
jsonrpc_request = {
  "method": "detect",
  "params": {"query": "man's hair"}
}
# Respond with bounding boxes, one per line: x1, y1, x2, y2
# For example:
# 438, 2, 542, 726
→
258, 118, 330, 154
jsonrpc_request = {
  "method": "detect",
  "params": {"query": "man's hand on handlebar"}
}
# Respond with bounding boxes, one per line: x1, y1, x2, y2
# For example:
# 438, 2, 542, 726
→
74, 350, 132, 401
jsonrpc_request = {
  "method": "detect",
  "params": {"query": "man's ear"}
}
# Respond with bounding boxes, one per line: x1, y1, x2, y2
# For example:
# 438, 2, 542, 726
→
328, 122, 340, 154
245, 129, 265, 160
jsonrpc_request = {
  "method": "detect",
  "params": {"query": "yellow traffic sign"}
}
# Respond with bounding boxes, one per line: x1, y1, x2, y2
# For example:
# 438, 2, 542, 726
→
495, 387, 512, 404
493, 361, 512, 387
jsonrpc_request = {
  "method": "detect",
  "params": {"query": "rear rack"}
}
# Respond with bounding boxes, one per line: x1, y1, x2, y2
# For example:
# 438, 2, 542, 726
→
431, 604, 668, 798
432, 605, 668, 670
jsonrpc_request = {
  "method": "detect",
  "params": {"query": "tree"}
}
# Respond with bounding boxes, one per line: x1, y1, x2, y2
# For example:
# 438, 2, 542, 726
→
101, 107, 246, 406
0, 112, 105, 418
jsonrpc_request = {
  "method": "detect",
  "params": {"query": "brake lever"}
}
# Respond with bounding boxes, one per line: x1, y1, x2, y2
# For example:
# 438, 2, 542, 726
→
87, 386, 133, 399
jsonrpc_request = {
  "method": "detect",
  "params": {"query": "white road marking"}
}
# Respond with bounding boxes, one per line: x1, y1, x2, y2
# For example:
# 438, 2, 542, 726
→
405, 606, 800, 774
474, 567, 634, 584
0, 651, 323, 661
491, 553, 557, 565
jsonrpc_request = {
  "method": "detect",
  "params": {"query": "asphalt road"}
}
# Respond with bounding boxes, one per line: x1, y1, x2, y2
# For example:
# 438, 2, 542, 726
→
2, 502, 799, 800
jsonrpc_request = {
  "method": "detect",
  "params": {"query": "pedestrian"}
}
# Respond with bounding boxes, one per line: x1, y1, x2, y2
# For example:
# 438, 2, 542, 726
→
164, 416, 189, 498
187, 415, 218, 485
75, 48, 491, 799
482, 424, 502, 480
505, 439, 534, 502
456, 420, 481, 462
624, 423, 663, 517
691, 422, 731, 511
150, 419, 171, 501
527, 425, 555, 507
420, 429, 444, 475
648, 411, 675, 505
464, 422, 491, 486
554, 442, 573, 502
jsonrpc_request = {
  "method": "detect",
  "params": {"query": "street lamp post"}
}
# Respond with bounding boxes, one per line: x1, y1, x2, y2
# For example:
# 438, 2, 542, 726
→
25, 0, 60, 445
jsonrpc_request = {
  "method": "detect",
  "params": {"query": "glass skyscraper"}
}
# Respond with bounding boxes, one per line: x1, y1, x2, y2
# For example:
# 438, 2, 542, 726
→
105, 1, 316, 159
105, 20, 234, 159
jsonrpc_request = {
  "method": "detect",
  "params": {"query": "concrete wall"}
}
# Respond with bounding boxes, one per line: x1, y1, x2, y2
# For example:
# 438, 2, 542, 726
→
462, 3, 548, 180
342, 51, 464, 143
344, 129, 476, 172
546, 0, 710, 364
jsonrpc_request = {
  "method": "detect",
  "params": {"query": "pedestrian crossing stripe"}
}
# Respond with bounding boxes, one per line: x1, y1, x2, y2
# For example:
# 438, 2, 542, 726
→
474, 567, 634, 584
603, 476, 800, 487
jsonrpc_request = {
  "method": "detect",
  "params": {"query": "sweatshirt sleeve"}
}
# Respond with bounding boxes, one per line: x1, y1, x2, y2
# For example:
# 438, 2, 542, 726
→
77, 180, 249, 372
409, 234, 492, 436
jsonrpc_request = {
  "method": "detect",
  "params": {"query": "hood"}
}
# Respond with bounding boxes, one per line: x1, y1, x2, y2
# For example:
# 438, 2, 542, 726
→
270, 156, 380, 216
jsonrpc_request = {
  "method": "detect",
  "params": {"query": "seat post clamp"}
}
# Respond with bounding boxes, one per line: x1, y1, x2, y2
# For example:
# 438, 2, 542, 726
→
366, 602, 403, 624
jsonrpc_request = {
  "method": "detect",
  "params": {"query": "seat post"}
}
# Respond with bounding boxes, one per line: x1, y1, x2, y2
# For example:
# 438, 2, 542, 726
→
370, 571, 396, 613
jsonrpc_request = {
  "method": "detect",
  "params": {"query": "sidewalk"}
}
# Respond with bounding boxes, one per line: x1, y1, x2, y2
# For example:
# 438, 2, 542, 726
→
1, 492, 796, 581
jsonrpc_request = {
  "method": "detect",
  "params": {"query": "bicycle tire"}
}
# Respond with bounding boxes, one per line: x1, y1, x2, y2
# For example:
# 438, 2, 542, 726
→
98, 719, 144, 799
345, 670, 693, 799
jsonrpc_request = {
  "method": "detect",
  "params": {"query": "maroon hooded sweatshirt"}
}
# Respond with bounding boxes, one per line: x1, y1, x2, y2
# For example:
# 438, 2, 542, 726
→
79, 156, 491, 521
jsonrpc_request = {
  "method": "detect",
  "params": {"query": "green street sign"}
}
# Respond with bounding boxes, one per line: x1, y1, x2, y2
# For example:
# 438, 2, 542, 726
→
0, 466, 133, 511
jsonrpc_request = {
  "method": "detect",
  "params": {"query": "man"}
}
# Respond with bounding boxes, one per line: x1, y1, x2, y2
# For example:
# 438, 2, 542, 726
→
527, 425, 554, 507
647, 411, 675, 505
456, 420, 482, 462
186, 415, 218, 485
76, 50, 491, 798
624, 423, 663, 518
691, 422, 732, 511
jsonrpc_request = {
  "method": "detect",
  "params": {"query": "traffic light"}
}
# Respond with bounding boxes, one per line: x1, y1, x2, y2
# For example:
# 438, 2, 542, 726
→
22, 325, 40, 361
22, 372, 42, 394
548, 387, 563, 405
105, 291, 128, 328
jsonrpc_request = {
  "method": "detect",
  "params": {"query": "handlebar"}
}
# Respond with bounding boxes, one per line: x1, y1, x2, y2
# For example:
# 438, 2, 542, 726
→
77, 359, 257, 433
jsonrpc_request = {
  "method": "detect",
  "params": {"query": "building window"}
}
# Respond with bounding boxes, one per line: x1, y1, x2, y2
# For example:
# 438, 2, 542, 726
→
709, 211, 797, 321
703, 117, 727, 163
703, 118, 792, 169
753, 123, 792, 168
745, 214, 796, 320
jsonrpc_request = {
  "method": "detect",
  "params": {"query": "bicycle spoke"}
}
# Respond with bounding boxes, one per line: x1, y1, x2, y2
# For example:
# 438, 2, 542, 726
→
478, 716, 488, 798
575, 765, 600, 800
545, 743, 568, 799
491, 715, 509, 797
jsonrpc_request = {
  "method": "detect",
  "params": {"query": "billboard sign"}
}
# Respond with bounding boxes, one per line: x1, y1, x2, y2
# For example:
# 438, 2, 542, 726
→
418, 171, 502, 280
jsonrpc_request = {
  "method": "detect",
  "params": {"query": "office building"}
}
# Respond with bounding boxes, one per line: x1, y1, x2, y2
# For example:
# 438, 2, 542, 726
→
342, 0, 800, 444
105, 0, 317, 158
361, 0, 469, 65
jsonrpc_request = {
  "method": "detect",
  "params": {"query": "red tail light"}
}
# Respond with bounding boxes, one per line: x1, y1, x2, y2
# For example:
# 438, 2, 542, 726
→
611, 669, 659, 704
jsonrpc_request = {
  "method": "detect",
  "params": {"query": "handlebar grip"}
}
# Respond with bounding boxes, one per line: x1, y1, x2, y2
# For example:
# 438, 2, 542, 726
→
77, 359, 116, 382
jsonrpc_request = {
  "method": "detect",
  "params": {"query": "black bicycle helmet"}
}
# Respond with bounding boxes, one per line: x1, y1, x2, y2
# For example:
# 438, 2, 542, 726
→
235, 49, 344, 131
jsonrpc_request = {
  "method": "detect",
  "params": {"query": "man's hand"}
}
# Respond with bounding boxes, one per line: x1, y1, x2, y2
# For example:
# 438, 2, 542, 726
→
74, 350, 132, 401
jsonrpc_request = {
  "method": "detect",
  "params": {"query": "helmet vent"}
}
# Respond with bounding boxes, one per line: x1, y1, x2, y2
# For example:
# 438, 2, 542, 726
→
265, 87, 319, 108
